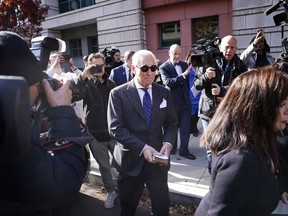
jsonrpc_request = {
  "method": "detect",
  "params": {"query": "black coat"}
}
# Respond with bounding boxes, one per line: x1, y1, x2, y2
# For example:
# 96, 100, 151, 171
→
195, 147, 280, 216
76, 73, 117, 140
194, 54, 247, 120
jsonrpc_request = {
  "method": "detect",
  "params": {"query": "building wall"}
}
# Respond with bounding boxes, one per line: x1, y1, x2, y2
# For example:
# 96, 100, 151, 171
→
143, 0, 232, 62
233, 0, 288, 59
41, 0, 145, 68
40, 0, 288, 67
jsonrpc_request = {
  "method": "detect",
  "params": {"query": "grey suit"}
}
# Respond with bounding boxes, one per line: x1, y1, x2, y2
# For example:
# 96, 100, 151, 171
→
107, 80, 178, 215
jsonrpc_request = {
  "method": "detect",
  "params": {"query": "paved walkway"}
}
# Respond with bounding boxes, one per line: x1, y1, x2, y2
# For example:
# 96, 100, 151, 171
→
87, 124, 288, 215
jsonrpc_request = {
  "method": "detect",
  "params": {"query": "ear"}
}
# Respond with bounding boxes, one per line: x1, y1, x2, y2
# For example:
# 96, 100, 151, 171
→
131, 64, 136, 74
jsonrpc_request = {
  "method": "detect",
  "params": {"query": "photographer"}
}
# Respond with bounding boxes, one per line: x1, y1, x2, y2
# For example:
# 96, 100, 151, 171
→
0, 31, 92, 215
75, 53, 118, 208
240, 28, 275, 70
194, 35, 247, 173
45, 53, 84, 121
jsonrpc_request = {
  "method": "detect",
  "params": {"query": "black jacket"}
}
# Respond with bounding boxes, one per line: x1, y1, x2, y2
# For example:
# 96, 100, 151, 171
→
195, 147, 280, 216
76, 73, 117, 140
194, 54, 247, 120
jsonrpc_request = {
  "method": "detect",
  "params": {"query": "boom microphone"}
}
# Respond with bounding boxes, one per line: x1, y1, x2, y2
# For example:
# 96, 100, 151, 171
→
264, 0, 283, 16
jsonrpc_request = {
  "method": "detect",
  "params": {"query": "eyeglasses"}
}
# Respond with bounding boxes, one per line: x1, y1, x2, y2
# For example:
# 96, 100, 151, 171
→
136, 65, 158, 72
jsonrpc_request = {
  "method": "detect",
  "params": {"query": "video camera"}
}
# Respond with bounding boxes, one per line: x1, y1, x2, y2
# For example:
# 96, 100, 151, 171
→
30, 36, 80, 108
277, 37, 288, 62
101, 47, 114, 66
264, 0, 288, 26
190, 36, 223, 67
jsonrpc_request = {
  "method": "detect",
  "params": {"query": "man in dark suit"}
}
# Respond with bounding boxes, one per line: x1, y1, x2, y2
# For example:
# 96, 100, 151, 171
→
109, 50, 135, 86
107, 49, 178, 216
159, 44, 196, 159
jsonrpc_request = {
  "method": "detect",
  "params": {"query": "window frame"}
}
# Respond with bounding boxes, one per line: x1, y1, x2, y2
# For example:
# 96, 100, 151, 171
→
69, 38, 82, 57
192, 16, 219, 44
159, 21, 181, 49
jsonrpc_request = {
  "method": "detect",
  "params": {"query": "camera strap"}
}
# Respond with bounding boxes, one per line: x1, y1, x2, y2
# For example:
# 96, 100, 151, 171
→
40, 119, 91, 151
218, 59, 232, 88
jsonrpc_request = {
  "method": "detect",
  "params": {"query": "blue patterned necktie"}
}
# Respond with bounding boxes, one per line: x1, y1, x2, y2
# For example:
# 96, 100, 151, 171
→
142, 88, 152, 128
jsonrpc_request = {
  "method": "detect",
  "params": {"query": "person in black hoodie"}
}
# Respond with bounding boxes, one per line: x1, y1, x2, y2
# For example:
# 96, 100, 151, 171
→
76, 52, 117, 208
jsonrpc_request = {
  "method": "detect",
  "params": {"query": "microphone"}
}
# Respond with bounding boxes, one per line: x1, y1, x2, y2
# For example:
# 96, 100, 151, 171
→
264, 0, 283, 16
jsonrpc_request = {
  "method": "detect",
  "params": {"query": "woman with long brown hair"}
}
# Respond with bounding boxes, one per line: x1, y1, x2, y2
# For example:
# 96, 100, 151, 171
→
195, 65, 288, 215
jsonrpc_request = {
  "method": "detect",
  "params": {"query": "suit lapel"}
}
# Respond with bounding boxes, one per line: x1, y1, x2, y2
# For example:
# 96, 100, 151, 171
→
125, 81, 146, 121
168, 61, 178, 77
151, 84, 161, 125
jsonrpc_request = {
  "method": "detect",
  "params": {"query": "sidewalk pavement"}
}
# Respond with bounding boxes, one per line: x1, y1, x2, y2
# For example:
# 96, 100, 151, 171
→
85, 124, 288, 215
86, 124, 209, 207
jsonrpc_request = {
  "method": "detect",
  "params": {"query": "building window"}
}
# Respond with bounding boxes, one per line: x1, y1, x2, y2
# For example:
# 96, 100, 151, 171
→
59, 0, 94, 13
193, 16, 219, 44
87, 36, 98, 54
69, 38, 82, 57
159, 21, 180, 48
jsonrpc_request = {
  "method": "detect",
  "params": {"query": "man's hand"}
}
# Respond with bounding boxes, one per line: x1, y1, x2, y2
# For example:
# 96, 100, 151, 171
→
182, 63, 193, 77
42, 79, 72, 107
211, 83, 220, 96
143, 145, 159, 164
160, 143, 172, 158
52, 55, 64, 68
253, 29, 264, 48
80, 64, 97, 80
205, 67, 216, 79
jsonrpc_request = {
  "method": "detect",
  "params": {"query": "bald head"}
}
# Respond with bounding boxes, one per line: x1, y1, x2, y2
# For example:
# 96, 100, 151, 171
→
169, 44, 181, 63
220, 35, 237, 61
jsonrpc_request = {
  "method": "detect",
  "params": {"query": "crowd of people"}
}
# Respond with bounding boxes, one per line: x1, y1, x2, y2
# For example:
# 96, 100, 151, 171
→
2, 28, 288, 216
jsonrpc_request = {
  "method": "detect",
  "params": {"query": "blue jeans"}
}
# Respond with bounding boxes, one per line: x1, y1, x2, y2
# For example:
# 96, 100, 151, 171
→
201, 118, 212, 174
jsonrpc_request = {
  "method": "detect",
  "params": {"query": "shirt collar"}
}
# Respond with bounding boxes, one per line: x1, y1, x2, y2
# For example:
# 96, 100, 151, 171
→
134, 78, 152, 90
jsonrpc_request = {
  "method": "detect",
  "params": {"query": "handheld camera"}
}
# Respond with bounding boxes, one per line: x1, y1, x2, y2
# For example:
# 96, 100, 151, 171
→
191, 37, 223, 68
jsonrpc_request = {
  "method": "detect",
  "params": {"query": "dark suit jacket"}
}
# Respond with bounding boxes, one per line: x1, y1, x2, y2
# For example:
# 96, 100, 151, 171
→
109, 65, 132, 86
159, 60, 191, 112
107, 80, 178, 176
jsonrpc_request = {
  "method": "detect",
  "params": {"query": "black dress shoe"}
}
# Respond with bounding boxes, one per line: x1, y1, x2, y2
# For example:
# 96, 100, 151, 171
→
192, 132, 199, 137
170, 149, 177, 155
179, 153, 196, 160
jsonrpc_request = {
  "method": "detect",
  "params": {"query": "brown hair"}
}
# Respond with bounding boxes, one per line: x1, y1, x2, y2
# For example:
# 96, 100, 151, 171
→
88, 52, 105, 63
201, 66, 288, 171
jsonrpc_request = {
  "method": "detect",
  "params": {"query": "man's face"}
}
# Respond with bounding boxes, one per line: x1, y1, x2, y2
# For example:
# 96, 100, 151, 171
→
113, 52, 121, 63
132, 55, 157, 88
90, 57, 105, 77
220, 38, 237, 61
125, 57, 133, 69
169, 46, 181, 63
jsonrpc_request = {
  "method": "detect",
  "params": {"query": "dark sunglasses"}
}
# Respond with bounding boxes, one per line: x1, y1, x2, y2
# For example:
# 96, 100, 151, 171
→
136, 65, 158, 72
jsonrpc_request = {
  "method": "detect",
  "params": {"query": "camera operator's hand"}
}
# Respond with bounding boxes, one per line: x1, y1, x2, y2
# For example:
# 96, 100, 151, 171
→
42, 79, 72, 107
205, 67, 216, 79
182, 63, 193, 77
211, 83, 220, 96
